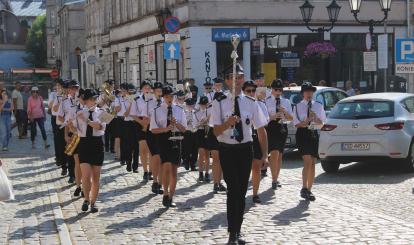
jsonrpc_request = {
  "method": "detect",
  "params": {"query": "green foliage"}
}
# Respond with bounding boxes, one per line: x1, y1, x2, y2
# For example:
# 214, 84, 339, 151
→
24, 15, 47, 67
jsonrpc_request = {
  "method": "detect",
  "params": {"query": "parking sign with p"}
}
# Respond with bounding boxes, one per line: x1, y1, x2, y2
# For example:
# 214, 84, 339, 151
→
396, 39, 414, 63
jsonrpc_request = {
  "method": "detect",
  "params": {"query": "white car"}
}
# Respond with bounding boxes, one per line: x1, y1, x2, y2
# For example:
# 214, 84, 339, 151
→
283, 86, 348, 148
319, 93, 414, 173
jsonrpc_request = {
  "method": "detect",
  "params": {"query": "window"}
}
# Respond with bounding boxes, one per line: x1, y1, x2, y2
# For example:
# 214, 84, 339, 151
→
323, 91, 337, 111
402, 98, 414, 113
335, 91, 348, 101
329, 101, 394, 119
316, 93, 324, 106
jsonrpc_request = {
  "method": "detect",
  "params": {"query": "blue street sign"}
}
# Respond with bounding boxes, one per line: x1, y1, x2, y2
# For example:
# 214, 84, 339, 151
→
396, 38, 414, 64
164, 16, 181, 34
212, 28, 250, 42
164, 42, 180, 60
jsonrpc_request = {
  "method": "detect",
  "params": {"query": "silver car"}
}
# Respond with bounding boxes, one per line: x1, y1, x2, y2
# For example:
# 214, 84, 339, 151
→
283, 86, 348, 148
319, 93, 414, 173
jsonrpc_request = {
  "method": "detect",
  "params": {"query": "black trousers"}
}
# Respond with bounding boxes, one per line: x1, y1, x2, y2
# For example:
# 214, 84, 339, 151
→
219, 142, 253, 234
104, 120, 115, 152
55, 125, 66, 167
124, 121, 139, 169
182, 131, 197, 168
51, 116, 58, 161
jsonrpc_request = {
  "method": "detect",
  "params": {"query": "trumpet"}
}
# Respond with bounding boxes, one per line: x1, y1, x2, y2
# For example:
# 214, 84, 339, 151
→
101, 82, 115, 103
64, 134, 80, 156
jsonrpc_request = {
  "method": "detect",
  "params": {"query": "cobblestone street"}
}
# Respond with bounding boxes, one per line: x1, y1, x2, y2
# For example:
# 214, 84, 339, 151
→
2, 132, 414, 244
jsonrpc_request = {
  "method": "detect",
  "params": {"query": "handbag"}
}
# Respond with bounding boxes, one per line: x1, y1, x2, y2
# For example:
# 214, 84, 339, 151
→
0, 166, 14, 201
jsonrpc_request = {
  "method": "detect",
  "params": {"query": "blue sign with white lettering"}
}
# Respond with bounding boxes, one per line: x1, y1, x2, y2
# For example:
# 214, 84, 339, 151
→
212, 28, 250, 42
396, 38, 414, 63
164, 42, 180, 60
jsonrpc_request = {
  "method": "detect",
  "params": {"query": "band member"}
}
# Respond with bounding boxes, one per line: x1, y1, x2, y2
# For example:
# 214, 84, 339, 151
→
112, 87, 124, 161
264, 79, 293, 190
147, 82, 164, 194
100, 80, 115, 153
58, 80, 80, 183
212, 77, 224, 99
182, 98, 197, 171
243, 81, 269, 203
114, 83, 128, 165
194, 96, 211, 182
77, 89, 106, 213
130, 81, 153, 180
203, 81, 214, 103
211, 66, 268, 244
150, 85, 186, 207
124, 83, 139, 173
49, 79, 64, 166
293, 82, 326, 201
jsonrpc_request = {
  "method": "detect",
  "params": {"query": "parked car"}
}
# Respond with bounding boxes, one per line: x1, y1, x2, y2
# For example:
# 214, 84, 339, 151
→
319, 93, 414, 173
283, 86, 348, 148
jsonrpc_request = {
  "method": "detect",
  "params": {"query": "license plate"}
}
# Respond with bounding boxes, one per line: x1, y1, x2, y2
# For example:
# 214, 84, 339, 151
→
286, 137, 291, 144
341, 143, 370, 151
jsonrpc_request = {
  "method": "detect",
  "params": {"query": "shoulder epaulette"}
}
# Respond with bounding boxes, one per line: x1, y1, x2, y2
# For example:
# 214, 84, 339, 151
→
315, 101, 323, 105
207, 104, 213, 109
215, 92, 227, 102
175, 105, 183, 110
265, 96, 272, 100
134, 96, 140, 101
245, 95, 256, 101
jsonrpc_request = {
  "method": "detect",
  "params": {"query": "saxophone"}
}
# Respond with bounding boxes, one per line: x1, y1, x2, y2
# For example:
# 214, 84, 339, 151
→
64, 134, 80, 156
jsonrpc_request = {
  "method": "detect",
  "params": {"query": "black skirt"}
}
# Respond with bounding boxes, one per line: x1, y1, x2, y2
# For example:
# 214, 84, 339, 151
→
147, 131, 160, 155
252, 132, 262, 160
135, 120, 147, 141
266, 121, 288, 153
78, 136, 104, 166
158, 132, 181, 165
296, 128, 319, 158
206, 127, 219, 151
112, 117, 123, 138
196, 129, 208, 149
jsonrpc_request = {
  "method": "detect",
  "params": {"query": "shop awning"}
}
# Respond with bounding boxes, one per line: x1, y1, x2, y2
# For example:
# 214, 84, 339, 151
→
11, 68, 34, 74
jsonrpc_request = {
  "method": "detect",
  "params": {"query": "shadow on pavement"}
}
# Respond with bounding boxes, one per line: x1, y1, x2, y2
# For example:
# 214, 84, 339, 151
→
315, 161, 414, 185
7, 219, 59, 240
177, 191, 214, 210
271, 200, 310, 225
99, 190, 156, 217
200, 211, 227, 230
99, 181, 147, 202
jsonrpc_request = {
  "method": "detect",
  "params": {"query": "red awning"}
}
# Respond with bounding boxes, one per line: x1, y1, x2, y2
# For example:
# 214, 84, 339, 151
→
34, 68, 53, 74
11, 68, 34, 74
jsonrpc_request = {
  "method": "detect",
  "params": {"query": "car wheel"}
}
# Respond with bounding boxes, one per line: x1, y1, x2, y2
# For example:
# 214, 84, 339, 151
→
404, 141, 414, 172
321, 161, 340, 173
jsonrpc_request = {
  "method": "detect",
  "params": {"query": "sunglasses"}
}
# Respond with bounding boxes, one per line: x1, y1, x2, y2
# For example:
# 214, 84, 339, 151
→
273, 88, 283, 92
245, 89, 256, 93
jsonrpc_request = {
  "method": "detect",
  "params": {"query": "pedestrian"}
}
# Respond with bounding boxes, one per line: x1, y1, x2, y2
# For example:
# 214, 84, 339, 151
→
115, 83, 129, 166
77, 89, 106, 213
355, 87, 361, 95
293, 82, 326, 201
12, 82, 26, 139
22, 85, 30, 137
150, 85, 186, 208
318, 80, 327, 86
345, 80, 356, 96
243, 80, 269, 203
130, 80, 153, 180
194, 96, 211, 183
264, 79, 293, 191
0, 89, 13, 151
211, 64, 268, 244
27, 87, 50, 149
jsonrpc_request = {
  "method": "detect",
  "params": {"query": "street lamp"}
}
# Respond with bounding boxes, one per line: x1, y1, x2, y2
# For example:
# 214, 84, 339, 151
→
300, 0, 341, 38
75, 47, 81, 84
155, 8, 172, 36
348, 0, 393, 48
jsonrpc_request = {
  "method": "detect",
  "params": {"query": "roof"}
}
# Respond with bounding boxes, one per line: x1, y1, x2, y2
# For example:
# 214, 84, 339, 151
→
10, 0, 46, 17
341, 93, 413, 102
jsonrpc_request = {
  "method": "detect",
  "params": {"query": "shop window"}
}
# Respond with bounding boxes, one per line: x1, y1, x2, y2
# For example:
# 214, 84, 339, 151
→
216, 42, 243, 77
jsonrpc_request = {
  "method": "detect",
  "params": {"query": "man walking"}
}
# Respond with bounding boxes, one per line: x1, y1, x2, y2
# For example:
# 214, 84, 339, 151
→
12, 82, 26, 139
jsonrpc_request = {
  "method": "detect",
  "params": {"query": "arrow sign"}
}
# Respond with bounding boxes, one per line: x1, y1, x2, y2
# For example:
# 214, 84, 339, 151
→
164, 41, 180, 60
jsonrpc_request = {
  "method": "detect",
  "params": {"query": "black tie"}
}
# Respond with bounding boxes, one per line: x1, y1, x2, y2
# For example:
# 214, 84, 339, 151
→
167, 106, 172, 126
234, 96, 244, 142
157, 99, 162, 107
276, 97, 281, 122
307, 101, 312, 125
86, 111, 93, 137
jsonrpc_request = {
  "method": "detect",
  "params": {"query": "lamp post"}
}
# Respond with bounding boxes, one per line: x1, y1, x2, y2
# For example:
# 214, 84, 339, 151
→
348, 0, 393, 92
75, 47, 81, 84
300, 0, 341, 40
155, 8, 172, 36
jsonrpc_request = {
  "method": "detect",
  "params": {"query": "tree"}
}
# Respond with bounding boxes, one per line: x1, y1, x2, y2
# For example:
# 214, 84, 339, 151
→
24, 15, 46, 67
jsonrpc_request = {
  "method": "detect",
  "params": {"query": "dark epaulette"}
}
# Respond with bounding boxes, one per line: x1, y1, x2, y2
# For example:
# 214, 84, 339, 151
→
315, 100, 323, 105
207, 104, 213, 109
194, 108, 201, 113
245, 95, 256, 101
258, 99, 265, 104
214, 91, 227, 102
134, 96, 140, 101
175, 104, 183, 110
265, 96, 272, 100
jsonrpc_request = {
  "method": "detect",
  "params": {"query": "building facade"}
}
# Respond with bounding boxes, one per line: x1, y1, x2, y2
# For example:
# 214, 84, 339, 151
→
80, 0, 409, 92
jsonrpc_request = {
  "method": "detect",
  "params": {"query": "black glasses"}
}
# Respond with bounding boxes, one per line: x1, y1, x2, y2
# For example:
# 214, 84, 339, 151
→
273, 88, 283, 92
245, 89, 256, 93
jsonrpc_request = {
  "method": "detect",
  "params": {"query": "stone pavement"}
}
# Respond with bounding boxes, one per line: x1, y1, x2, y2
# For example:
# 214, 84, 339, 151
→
2, 131, 414, 244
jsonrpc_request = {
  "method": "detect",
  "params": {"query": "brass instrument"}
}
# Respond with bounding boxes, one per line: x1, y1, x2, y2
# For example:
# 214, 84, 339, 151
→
64, 134, 80, 156
101, 82, 116, 115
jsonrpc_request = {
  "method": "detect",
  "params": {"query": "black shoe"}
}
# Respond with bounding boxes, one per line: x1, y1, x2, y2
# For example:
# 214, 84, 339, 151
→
151, 182, 158, 194
227, 233, 237, 245
204, 173, 211, 183
300, 188, 308, 199
81, 200, 89, 212
90, 203, 98, 213
277, 181, 282, 188
219, 182, 227, 192
213, 184, 219, 194
253, 195, 261, 204
61, 169, 67, 176
126, 163, 132, 172
143, 172, 149, 181
236, 233, 246, 245
157, 184, 164, 194
120, 161, 126, 166
307, 190, 316, 201
133, 169, 138, 173
198, 172, 204, 182
68, 176, 75, 184
74, 187, 82, 197
56, 162, 62, 167
272, 181, 278, 190
81, 191, 84, 197
162, 195, 169, 207
191, 165, 197, 171
148, 172, 153, 180
184, 162, 190, 170
261, 169, 268, 177
169, 198, 176, 208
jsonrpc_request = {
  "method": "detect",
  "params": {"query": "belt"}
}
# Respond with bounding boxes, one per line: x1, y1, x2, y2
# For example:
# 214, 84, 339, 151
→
117, 116, 125, 120
219, 142, 252, 149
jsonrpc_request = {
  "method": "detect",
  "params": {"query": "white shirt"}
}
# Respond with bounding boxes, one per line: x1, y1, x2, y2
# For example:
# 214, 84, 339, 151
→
264, 95, 293, 123
150, 103, 187, 133
194, 107, 211, 129
257, 100, 270, 123
76, 107, 106, 137
204, 91, 215, 103
184, 109, 195, 131
48, 91, 56, 106
210, 93, 267, 144
12, 89, 23, 110
58, 96, 77, 125
114, 96, 126, 117
144, 97, 163, 118
123, 96, 137, 121
293, 100, 327, 126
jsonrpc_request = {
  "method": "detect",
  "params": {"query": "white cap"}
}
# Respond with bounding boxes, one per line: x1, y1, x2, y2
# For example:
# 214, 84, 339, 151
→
31, 86, 39, 91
